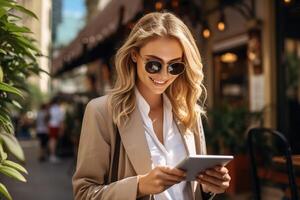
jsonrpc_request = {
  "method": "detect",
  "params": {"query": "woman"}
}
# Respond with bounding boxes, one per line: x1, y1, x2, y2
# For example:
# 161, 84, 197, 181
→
73, 12, 231, 200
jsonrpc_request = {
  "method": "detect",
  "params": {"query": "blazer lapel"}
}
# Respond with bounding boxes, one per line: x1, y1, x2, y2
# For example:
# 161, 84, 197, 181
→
175, 117, 199, 199
175, 118, 197, 156
118, 107, 152, 175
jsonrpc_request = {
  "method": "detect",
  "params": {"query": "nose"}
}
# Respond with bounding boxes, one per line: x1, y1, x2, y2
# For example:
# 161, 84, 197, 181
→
158, 64, 169, 79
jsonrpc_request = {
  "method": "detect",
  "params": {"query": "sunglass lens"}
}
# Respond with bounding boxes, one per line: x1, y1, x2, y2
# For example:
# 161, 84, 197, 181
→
169, 63, 185, 75
145, 61, 162, 74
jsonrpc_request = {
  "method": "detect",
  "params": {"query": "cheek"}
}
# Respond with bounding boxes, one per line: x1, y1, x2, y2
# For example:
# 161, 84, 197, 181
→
168, 75, 179, 85
136, 61, 147, 80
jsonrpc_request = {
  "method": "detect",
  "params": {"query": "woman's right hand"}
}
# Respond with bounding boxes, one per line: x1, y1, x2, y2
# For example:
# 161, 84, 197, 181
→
137, 166, 186, 197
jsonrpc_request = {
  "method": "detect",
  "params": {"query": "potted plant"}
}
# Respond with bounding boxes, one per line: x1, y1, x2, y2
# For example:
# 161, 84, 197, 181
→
203, 102, 264, 195
0, 1, 43, 199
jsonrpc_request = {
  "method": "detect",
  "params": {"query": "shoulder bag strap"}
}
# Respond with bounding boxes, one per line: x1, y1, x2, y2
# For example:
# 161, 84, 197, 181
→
111, 125, 120, 183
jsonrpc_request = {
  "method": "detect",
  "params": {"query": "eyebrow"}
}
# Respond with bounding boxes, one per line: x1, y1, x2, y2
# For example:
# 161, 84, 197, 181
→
144, 54, 182, 63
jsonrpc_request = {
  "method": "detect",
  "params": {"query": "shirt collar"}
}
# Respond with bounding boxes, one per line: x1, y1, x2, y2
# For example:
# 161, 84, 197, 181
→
135, 87, 173, 114
135, 87, 151, 117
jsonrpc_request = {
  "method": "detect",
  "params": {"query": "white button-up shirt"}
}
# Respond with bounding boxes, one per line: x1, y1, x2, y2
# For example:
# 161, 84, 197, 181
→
135, 88, 193, 200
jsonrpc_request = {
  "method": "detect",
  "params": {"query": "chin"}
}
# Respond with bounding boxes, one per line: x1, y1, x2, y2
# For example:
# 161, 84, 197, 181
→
149, 85, 169, 95
152, 89, 165, 95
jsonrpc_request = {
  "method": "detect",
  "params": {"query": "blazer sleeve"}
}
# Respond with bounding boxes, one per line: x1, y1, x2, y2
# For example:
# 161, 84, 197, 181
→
72, 99, 139, 200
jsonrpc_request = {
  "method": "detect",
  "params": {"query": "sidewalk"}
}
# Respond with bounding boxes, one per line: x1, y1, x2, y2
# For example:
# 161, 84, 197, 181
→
2, 139, 74, 200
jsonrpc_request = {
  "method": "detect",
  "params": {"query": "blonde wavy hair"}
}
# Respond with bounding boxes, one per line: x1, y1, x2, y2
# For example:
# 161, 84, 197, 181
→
108, 12, 206, 131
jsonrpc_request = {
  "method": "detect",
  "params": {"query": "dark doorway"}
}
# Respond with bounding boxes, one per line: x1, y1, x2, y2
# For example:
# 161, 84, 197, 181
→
276, 0, 300, 153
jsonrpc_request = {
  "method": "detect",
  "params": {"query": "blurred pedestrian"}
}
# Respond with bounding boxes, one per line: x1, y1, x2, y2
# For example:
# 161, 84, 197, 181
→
36, 103, 49, 162
48, 97, 64, 163
17, 112, 32, 139
73, 12, 231, 200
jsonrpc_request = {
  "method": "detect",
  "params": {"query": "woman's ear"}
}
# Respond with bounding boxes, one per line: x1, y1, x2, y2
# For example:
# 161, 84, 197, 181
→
131, 51, 137, 63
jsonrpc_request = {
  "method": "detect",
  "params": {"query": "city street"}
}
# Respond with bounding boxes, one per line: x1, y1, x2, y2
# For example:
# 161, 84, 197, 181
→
2, 139, 74, 200
1, 0, 299, 199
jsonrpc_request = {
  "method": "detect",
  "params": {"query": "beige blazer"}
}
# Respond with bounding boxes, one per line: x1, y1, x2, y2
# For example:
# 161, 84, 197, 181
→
72, 95, 208, 200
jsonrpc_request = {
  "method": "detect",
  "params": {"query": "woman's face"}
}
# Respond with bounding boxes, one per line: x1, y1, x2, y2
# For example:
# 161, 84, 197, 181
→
134, 37, 184, 95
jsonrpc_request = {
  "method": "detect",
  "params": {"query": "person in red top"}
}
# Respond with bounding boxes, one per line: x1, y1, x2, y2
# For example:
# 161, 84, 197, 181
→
48, 98, 64, 163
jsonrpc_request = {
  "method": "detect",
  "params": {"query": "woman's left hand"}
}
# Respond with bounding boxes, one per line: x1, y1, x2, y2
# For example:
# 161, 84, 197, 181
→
196, 166, 231, 194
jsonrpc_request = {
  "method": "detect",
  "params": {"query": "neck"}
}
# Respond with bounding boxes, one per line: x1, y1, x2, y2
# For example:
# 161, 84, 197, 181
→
136, 85, 162, 110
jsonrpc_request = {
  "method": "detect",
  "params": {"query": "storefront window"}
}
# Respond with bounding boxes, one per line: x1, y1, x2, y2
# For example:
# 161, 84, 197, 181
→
284, 39, 300, 153
213, 45, 248, 107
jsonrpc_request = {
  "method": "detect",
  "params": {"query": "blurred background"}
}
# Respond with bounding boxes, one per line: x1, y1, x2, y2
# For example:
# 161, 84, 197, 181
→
1, 0, 300, 199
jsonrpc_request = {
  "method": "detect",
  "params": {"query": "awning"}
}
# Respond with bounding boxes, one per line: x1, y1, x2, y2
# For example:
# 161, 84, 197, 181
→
52, 0, 142, 76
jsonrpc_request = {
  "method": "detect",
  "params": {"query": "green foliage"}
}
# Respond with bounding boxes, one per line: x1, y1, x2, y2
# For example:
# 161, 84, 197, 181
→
286, 53, 300, 89
1, 132, 24, 161
0, 0, 42, 199
204, 103, 264, 155
0, 183, 11, 200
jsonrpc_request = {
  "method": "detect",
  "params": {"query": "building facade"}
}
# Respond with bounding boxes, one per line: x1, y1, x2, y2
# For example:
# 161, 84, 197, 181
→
51, 0, 300, 153
19, 0, 52, 94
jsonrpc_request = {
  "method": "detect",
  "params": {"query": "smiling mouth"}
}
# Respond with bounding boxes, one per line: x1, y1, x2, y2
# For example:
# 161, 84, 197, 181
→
149, 77, 168, 86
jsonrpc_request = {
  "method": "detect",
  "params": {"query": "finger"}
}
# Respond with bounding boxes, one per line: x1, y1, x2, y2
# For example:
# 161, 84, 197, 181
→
163, 179, 180, 186
198, 180, 226, 194
204, 169, 230, 181
160, 166, 186, 177
158, 171, 185, 183
154, 175, 180, 187
160, 166, 186, 178
198, 174, 229, 190
222, 173, 231, 182
215, 166, 229, 174
204, 170, 223, 180
214, 166, 231, 182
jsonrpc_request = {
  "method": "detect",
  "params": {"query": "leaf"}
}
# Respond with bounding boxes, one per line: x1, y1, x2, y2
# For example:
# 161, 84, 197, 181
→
0, 183, 12, 200
0, 143, 7, 161
0, 132, 25, 161
14, 5, 38, 19
0, 0, 16, 8
0, 165, 26, 182
2, 160, 27, 174
0, 115, 14, 134
0, 126, 13, 136
0, 66, 3, 82
0, 112, 12, 123
12, 100, 22, 109
0, 7, 6, 18
16, 36, 39, 52
0, 49, 6, 54
36, 67, 50, 76
7, 13, 22, 20
0, 82, 23, 97
4, 22, 32, 33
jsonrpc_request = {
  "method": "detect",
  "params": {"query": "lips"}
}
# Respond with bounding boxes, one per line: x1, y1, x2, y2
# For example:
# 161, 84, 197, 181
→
149, 77, 168, 86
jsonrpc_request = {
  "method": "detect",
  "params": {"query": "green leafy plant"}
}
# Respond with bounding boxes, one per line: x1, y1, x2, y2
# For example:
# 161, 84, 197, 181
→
286, 52, 300, 90
0, 0, 43, 199
204, 103, 264, 155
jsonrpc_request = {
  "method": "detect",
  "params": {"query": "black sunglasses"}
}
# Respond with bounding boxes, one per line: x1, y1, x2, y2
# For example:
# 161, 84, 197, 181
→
137, 53, 186, 75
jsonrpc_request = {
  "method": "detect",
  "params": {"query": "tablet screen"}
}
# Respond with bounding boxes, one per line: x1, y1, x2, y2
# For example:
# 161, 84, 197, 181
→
176, 155, 234, 181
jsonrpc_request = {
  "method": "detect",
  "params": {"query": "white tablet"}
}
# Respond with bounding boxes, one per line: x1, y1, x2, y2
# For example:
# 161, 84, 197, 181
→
176, 155, 234, 181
